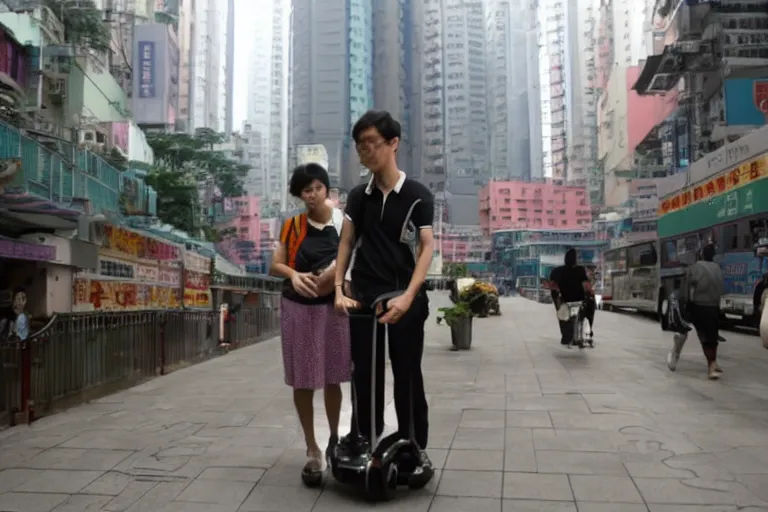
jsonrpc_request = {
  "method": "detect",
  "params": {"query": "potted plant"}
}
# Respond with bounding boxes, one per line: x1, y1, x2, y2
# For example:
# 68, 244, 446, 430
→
438, 301, 474, 350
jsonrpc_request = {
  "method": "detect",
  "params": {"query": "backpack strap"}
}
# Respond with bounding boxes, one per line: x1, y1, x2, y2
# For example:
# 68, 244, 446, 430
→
280, 213, 308, 269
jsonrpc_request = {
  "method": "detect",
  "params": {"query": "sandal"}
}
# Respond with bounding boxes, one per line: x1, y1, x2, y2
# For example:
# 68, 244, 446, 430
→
301, 450, 325, 487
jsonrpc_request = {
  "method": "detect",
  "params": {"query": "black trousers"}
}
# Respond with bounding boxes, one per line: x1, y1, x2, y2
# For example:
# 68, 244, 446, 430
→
348, 294, 429, 449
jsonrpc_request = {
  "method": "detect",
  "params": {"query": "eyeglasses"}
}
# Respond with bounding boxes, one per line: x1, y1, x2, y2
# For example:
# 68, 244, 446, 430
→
355, 139, 387, 152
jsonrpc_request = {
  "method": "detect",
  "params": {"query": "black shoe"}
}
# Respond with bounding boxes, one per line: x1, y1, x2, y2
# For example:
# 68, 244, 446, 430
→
326, 435, 338, 459
407, 450, 434, 489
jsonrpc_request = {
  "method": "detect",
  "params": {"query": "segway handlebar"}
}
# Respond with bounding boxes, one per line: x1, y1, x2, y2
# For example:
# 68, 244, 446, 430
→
346, 291, 404, 319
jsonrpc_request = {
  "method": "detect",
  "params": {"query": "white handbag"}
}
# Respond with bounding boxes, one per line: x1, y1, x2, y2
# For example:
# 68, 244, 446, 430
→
556, 303, 570, 322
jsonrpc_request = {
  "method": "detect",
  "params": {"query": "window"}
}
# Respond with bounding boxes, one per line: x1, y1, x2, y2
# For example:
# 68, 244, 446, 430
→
723, 223, 738, 250
628, 242, 658, 267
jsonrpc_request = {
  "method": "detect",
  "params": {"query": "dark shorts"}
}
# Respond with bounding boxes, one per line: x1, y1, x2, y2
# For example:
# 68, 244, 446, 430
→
689, 304, 720, 347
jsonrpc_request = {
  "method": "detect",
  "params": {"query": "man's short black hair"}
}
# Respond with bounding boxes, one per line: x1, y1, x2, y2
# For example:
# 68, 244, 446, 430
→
352, 110, 401, 143
289, 163, 330, 198
564, 248, 577, 267
701, 243, 716, 262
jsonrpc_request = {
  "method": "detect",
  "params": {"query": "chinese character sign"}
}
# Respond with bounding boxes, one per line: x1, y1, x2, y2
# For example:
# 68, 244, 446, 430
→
138, 41, 155, 98
658, 155, 767, 216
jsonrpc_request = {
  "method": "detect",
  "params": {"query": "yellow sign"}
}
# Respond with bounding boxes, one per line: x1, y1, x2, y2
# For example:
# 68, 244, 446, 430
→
658, 155, 768, 216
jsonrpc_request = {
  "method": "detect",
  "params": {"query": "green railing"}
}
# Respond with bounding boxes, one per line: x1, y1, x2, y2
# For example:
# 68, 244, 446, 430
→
0, 120, 120, 214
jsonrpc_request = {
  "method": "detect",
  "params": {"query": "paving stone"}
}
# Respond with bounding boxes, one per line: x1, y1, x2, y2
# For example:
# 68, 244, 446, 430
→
535, 450, 627, 475
14, 469, 104, 494
237, 482, 320, 511
502, 501, 577, 512
460, 409, 506, 429
429, 496, 502, 512
452, 427, 505, 450
445, 449, 504, 471
20, 448, 134, 471
568, 475, 643, 503
175, 478, 255, 505
0, 492, 70, 512
198, 466, 265, 482
51, 494, 113, 511
437, 469, 504, 498
505, 411, 553, 428
502, 473, 573, 501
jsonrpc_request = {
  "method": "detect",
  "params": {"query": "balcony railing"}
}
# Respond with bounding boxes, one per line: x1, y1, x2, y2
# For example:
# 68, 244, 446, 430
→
0, 119, 120, 214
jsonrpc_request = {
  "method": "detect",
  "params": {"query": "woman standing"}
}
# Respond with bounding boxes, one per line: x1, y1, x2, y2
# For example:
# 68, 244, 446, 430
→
270, 163, 352, 486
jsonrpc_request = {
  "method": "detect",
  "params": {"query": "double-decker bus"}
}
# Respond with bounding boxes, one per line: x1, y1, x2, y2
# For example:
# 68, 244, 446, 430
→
602, 239, 659, 314
657, 126, 768, 329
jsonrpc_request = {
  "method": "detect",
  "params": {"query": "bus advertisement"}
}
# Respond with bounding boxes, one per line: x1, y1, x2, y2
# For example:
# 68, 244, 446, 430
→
657, 131, 768, 329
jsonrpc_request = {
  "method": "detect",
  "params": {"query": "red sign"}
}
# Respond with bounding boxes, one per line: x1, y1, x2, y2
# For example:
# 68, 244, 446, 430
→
754, 80, 768, 114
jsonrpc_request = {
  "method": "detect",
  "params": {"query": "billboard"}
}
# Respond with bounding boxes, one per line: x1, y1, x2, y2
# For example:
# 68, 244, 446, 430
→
137, 41, 156, 98
724, 78, 768, 127
132, 24, 178, 125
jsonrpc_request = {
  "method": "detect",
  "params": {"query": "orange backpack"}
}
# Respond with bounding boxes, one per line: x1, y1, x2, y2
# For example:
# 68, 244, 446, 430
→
280, 213, 308, 269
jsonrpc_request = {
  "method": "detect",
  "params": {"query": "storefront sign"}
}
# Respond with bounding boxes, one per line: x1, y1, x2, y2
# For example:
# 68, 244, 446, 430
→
74, 278, 182, 310
183, 269, 211, 308
99, 256, 135, 279
158, 268, 181, 286
138, 41, 155, 98
102, 225, 181, 262
0, 238, 56, 262
183, 251, 211, 274
136, 264, 158, 282
658, 155, 767, 216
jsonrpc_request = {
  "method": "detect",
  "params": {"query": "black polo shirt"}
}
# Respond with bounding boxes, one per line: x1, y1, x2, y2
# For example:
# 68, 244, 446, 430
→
345, 171, 434, 304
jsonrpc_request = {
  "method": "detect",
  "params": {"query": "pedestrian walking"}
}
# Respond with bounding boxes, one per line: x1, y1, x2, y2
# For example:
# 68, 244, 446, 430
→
666, 243, 725, 379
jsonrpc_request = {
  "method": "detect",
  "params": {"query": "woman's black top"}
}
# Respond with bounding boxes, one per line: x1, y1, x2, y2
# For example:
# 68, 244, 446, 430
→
282, 221, 339, 305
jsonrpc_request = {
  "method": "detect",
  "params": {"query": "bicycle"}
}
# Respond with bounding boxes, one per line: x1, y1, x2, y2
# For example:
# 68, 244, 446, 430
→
564, 300, 594, 349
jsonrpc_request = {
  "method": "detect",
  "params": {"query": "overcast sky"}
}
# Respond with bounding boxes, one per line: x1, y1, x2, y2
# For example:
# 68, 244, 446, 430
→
232, 0, 264, 131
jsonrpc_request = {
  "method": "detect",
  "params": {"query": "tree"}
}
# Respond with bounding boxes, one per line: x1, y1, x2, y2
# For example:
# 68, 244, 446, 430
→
145, 131, 249, 236
145, 162, 197, 234
44, 0, 111, 54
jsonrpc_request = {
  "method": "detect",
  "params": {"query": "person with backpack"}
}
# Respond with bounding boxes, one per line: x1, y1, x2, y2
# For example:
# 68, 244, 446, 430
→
269, 163, 350, 486
333, 110, 436, 487
666, 243, 725, 379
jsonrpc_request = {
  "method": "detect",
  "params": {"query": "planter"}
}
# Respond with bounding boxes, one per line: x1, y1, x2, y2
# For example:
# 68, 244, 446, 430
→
450, 316, 473, 350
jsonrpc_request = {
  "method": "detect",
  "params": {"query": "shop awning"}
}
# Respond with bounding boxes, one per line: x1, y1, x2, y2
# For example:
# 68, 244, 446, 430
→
0, 193, 82, 234
633, 47, 683, 95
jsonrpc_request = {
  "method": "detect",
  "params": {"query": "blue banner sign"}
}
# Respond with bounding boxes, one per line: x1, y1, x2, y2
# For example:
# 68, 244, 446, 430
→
138, 41, 155, 98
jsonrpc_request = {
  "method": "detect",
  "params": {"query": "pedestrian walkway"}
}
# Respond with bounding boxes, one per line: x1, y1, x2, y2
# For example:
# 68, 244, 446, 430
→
2, 294, 768, 511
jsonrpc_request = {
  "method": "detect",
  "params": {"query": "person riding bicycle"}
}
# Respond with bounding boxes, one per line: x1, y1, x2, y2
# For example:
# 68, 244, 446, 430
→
549, 248, 594, 346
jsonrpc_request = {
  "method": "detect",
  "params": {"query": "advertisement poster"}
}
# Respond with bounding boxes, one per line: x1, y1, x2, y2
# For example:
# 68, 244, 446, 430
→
183, 270, 211, 308
721, 252, 767, 296
138, 41, 155, 98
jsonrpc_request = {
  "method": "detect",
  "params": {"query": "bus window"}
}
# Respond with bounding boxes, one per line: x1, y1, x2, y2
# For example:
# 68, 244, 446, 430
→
628, 243, 657, 267
723, 224, 738, 250
663, 240, 679, 267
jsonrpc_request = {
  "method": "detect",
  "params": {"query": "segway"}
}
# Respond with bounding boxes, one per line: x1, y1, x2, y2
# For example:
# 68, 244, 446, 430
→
328, 291, 430, 501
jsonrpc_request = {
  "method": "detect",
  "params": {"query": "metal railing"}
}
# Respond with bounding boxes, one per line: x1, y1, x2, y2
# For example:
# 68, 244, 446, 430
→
0, 299, 280, 426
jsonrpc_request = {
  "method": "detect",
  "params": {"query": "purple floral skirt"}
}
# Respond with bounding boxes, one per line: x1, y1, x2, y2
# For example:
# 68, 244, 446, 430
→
280, 297, 352, 390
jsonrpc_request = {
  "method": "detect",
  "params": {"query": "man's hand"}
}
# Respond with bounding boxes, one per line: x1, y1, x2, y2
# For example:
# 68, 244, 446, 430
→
334, 289, 361, 315
291, 272, 318, 298
378, 293, 413, 324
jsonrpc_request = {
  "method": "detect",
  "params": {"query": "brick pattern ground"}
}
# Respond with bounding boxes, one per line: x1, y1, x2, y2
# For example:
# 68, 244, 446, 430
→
2, 293, 768, 511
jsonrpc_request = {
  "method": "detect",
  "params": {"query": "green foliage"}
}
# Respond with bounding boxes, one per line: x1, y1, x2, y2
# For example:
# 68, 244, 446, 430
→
437, 302, 474, 327
45, 0, 111, 54
443, 262, 469, 278
145, 131, 249, 233
145, 162, 197, 234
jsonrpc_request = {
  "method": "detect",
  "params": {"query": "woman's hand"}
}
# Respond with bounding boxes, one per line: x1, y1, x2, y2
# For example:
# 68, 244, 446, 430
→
291, 272, 318, 298
334, 289, 361, 315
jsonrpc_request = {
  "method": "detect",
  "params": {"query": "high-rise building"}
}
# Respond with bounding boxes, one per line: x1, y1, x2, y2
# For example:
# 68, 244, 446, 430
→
224, 0, 235, 134
540, 0, 599, 187
247, 0, 289, 212
190, 0, 226, 131
486, 0, 543, 182
290, 0, 374, 190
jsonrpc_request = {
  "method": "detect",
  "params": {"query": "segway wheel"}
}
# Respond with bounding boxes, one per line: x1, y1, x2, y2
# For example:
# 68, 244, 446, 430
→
366, 463, 397, 502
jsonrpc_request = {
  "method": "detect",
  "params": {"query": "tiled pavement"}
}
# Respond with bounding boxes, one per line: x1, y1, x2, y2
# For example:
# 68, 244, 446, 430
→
2, 293, 768, 511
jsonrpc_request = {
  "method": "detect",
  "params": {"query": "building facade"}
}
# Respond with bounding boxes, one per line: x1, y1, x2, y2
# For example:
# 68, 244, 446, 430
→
290, 0, 374, 190
190, 0, 226, 131
486, 0, 543, 182
214, 196, 261, 265
479, 179, 593, 236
